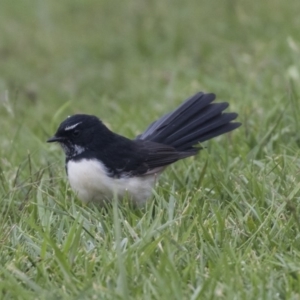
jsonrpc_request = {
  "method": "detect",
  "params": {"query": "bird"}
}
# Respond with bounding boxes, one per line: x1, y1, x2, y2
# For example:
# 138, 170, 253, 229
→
47, 92, 241, 206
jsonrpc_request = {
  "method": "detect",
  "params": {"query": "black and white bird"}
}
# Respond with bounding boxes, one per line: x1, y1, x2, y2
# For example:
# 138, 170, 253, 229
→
47, 92, 241, 206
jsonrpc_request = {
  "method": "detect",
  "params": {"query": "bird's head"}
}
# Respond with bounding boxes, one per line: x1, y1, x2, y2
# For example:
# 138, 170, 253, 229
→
47, 114, 111, 158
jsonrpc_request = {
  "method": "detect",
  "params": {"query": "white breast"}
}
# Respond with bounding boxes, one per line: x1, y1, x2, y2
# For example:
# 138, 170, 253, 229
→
67, 159, 158, 206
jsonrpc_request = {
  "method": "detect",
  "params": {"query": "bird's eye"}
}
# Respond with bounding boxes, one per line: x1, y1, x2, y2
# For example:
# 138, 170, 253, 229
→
72, 129, 81, 137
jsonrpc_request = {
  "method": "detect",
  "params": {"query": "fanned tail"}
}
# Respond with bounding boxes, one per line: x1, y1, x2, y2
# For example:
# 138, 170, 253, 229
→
137, 92, 241, 152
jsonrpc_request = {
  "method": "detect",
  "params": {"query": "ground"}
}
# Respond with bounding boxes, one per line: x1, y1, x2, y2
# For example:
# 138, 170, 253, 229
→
1, 0, 300, 299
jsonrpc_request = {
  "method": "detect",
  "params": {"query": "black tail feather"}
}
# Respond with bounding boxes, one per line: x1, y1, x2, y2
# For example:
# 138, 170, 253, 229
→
137, 92, 241, 152
171, 112, 238, 150
138, 92, 214, 141
176, 122, 241, 151
163, 102, 230, 145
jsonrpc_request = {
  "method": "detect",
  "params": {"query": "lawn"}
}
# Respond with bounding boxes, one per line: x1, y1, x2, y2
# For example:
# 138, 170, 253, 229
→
1, 0, 300, 299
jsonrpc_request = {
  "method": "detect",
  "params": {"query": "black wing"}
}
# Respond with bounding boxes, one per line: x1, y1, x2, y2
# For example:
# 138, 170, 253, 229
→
91, 136, 195, 178
129, 140, 195, 175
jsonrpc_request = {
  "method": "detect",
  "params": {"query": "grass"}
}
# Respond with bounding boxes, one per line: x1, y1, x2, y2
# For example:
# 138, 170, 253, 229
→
1, 0, 300, 299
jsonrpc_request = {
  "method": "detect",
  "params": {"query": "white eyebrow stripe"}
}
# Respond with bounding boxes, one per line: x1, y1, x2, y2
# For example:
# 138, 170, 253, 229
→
65, 122, 82, 131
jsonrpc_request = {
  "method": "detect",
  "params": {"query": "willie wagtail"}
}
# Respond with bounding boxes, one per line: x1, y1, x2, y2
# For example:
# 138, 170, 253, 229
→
47, 92, 241, 206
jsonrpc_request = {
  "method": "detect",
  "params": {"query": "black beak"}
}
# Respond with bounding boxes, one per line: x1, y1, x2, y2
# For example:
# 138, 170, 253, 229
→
47, 136, 64, 143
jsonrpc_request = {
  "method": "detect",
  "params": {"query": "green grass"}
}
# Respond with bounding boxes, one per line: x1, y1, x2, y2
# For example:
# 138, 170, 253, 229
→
1, 0, 300, 299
